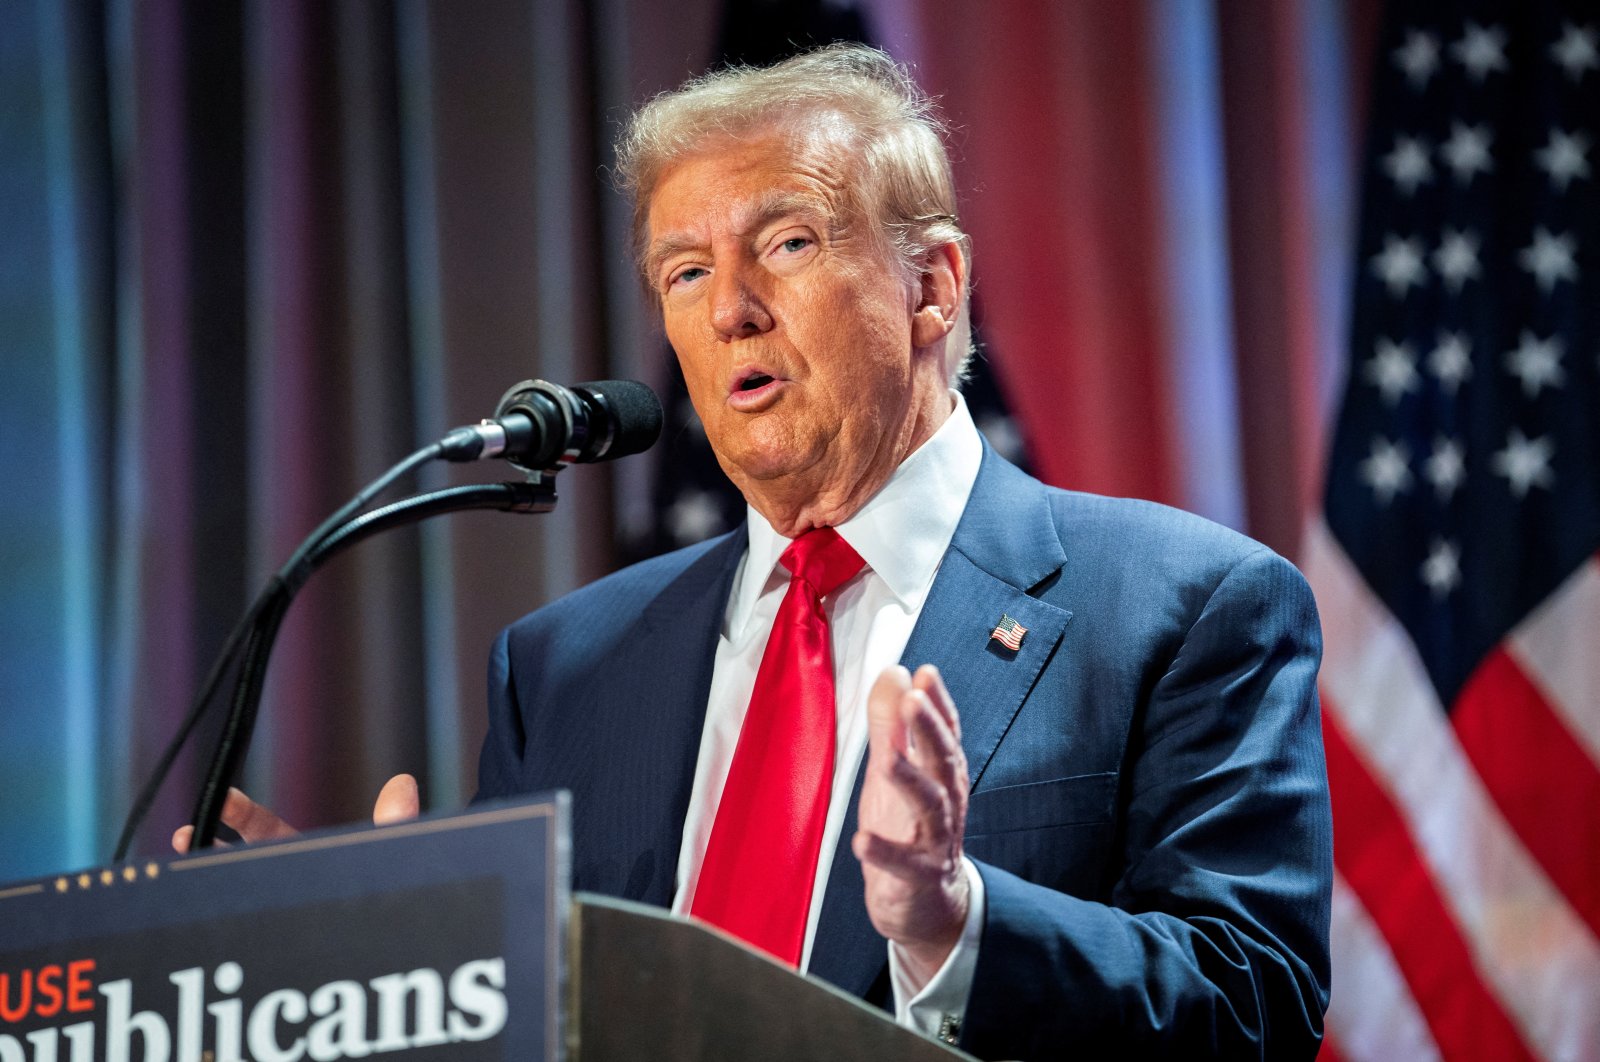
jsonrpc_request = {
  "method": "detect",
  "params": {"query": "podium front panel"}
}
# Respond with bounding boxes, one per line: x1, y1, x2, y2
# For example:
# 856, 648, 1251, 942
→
0, 794, 569, 1061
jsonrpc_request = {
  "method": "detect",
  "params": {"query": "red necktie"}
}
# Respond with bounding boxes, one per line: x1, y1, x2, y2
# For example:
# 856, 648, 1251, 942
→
691, 527, 865, 965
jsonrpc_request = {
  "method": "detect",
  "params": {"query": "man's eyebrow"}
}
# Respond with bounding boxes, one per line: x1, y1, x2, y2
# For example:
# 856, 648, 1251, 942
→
746, 188, 832, 229
644, 233, 704, 279
645, 189, 834, 277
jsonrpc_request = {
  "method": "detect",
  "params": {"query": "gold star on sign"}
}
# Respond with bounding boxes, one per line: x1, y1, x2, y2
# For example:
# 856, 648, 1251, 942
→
122, 866, 138, 883
99, 870, 113, 887
77, 874, 91, 890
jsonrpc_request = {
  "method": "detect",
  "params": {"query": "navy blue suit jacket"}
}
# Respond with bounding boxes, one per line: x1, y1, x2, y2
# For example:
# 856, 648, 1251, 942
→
478, 448, 1332, 1059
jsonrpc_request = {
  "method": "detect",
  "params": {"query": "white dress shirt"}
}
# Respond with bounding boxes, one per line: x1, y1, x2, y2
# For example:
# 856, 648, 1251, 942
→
671, 392, 987, 1039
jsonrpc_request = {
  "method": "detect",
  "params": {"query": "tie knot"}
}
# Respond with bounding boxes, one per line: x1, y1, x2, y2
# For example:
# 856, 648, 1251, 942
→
780, 527, 864, 598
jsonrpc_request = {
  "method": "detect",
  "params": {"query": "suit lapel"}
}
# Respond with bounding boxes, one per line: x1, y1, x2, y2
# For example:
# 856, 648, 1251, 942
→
577, 528, 746, 907
809, 449, 1072, 999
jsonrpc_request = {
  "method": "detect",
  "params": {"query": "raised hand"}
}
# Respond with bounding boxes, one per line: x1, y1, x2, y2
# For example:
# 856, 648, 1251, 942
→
852, 664, 971, 983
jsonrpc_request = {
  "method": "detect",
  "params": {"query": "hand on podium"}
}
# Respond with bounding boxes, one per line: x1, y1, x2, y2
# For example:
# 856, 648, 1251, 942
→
171, 773, 420, 851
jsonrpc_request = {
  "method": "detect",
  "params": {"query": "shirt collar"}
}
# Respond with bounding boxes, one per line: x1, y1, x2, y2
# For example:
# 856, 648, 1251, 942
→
729, 392, 984, 636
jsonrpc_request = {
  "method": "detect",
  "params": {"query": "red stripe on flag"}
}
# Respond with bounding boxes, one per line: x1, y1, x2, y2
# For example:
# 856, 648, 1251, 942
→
1452, 647, 1600, 940
1322, 697, 1536, 1062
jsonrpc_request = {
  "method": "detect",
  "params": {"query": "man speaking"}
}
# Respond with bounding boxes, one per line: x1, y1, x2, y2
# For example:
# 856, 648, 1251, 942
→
198, 43, 1333, 1059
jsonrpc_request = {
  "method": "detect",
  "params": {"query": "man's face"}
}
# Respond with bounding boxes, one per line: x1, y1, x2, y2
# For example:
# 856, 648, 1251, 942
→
645, 128, 952, 533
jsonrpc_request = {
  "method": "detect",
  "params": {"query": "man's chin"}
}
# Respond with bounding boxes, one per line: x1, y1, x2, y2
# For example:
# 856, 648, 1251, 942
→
710, 423, 818, 481
716, 442, 835, 507
722, 451, 810, 486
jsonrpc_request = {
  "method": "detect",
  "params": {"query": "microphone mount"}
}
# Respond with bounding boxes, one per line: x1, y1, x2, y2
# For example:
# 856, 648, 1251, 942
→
113, 378, 661, 861
438, 379, 663, 478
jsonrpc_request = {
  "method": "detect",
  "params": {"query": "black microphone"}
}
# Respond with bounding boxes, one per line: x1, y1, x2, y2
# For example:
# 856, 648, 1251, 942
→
440, 379, 663, 471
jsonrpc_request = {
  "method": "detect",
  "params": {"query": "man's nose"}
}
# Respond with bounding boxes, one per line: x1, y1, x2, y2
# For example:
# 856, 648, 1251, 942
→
709, 263, 774, 339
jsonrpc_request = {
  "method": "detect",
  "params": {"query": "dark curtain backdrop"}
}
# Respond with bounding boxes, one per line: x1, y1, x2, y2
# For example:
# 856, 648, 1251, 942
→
1, 0, 1379, 878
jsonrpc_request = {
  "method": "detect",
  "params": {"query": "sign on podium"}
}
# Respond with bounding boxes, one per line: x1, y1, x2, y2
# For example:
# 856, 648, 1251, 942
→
0, 793, 970, 1061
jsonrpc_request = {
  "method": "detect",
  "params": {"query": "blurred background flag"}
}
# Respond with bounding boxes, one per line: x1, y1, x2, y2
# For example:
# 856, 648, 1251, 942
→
1306, 3, 1600, 1059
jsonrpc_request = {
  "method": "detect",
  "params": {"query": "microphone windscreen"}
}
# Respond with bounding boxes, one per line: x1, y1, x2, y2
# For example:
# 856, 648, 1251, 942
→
578, 380, 664, 460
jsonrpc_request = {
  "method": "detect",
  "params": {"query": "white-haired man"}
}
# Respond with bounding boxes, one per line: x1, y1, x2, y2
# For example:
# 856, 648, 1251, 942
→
202, 44, 1333, 1059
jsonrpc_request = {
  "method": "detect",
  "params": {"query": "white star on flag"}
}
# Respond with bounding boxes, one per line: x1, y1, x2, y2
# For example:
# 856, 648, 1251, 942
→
1383, 136, 1434, 195
1360, 437, 1413, 505
1432, 229, 1481, 292
1419, 537, 1463, 598
1371, 235, 1428, 297
667, 489, 725, 544
1428, 332, 1473, 394
1424, 436, 1466, 501
1504, 330, 1566, 397
1365, 338, 1421, 406
1518, 227, 1578, 294
1535, 129, 1591, 192
1550, 22, 1599, 81
1452, 23, 1509, 81
1393, 29, 1441, 89
1440, 122, 1494, 184
1490, 428, 1555, 498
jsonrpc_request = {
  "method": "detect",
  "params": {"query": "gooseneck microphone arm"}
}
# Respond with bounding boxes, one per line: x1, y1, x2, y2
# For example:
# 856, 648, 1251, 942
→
185, 480, 558, 852
114, 439, 450, 862
113, 379, 662, 861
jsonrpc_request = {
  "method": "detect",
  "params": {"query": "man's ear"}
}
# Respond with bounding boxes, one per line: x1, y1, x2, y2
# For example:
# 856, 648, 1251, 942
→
911, 241, 966, 350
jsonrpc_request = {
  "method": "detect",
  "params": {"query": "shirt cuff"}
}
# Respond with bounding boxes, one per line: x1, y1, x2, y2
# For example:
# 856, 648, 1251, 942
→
887, 856, 985, 1044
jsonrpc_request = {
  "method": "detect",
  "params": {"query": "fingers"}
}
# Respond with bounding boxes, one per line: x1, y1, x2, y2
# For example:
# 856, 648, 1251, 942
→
889, 748, 951, 823
374, 773, 421, 825
865, 665, 968, 809
171, 787, 294, 853
171, 825, 233, 853
221, 786, 299, 843
869, 664, 964, 754
903, 687, 965, 800
860, 667, 968, 851
858, 666, 972, 965
912, 664, 961, 743
867, 665, 913, 759
170, 775, 418, 856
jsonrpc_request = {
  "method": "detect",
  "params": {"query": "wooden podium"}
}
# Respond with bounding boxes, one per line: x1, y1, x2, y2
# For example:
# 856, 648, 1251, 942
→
0, 794, 971, 1061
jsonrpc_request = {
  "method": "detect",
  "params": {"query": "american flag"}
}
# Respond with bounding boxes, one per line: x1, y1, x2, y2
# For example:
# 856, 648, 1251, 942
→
989, 615, 1026, 652
1305, 4, 1600, 1060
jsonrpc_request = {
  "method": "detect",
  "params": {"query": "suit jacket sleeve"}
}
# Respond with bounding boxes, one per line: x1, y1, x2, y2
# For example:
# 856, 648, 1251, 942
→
960, 544, 1331, 1060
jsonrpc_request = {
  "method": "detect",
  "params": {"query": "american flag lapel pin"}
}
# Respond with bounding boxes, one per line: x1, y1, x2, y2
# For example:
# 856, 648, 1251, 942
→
990, 614, 1027, 651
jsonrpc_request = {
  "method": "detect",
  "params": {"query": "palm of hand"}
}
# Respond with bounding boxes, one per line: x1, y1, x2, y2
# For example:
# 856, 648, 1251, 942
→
852, 665, 971, 977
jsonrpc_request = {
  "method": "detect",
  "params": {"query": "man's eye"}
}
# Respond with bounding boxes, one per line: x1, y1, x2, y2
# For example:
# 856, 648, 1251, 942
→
670, 266, 708, 288
778, 237, 811, 254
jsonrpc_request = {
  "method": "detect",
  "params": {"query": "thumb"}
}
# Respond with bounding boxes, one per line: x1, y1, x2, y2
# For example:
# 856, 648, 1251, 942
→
373, 773, 420, 826
867, 665, 912, 760
171, 824, 194, 853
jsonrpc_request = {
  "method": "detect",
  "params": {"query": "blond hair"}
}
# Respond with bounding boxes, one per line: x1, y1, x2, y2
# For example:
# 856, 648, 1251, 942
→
615, 43, 973, 381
